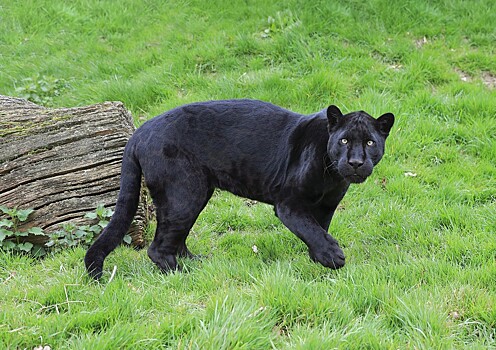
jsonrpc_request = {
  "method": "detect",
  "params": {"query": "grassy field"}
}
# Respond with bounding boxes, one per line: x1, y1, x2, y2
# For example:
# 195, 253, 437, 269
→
1, 0, 495, 348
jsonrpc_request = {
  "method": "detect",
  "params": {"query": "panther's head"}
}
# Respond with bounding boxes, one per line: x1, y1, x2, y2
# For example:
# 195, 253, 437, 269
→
326, 105, 394, 184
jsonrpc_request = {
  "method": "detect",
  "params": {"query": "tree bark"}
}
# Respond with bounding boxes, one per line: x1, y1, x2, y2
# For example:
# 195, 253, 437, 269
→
0, 95, 148, 247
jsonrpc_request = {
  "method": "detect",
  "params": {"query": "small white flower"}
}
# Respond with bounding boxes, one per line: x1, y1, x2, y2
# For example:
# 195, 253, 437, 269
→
252, 245, 258, 254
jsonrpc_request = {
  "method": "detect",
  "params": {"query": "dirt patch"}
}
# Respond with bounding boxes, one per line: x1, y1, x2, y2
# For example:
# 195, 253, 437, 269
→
387, 63, 403, 71
454, 68, 472, 82
414, 36, 428, 49
482, 71, 496, 89
454, 69, 495, 89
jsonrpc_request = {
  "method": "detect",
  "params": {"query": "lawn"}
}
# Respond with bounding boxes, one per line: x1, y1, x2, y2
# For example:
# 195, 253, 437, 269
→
0, 0, 495, 348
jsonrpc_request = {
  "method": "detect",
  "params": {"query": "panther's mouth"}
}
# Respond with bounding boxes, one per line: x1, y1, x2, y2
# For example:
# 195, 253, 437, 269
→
337, 162, 372, 184
347, 173, 366, 183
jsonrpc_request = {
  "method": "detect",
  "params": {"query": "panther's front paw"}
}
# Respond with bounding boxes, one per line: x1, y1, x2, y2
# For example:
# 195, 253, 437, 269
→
308, 235, 345, 269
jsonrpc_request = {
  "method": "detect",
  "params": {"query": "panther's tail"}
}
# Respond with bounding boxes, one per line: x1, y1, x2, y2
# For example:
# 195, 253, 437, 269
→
84, 141, 142, 280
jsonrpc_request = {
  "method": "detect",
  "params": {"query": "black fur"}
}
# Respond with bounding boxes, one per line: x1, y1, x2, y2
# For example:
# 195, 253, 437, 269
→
85, 99, 394, 279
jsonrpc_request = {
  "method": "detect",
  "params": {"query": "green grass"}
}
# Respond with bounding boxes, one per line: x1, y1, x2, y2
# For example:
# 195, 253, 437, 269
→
1, 0, 495, 348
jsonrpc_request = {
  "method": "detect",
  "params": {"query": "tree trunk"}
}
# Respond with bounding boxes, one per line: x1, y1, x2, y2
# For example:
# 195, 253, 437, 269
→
0, 95, 148, 247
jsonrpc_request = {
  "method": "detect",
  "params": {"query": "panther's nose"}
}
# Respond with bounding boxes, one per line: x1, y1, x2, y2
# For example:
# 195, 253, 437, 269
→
348, 159, 364, 169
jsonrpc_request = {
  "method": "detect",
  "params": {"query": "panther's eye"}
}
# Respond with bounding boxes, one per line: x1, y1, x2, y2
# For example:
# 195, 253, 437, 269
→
340, 138, 348, 145
366, 140, 375, 146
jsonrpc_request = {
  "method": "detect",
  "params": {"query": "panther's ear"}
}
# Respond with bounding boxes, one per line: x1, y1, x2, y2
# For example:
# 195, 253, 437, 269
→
376, 112, 395, 136
327, 105, 343, 130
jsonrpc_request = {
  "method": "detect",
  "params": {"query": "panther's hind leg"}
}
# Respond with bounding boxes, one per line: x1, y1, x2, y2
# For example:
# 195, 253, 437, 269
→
145, 161, 213, 273
176, 188, 214, 260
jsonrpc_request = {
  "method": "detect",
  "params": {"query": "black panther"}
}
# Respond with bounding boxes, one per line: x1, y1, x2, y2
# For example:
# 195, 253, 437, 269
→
85, 99, 394, 279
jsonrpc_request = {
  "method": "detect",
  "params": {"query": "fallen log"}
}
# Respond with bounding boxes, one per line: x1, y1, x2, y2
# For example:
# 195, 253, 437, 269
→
0, 95, 148, 247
